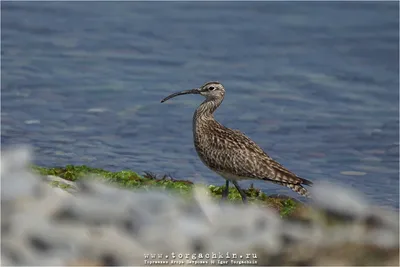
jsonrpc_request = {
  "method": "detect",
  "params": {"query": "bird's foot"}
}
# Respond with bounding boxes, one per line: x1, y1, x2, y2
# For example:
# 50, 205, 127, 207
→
220, 180, 229, 201
220, 194, 229, 205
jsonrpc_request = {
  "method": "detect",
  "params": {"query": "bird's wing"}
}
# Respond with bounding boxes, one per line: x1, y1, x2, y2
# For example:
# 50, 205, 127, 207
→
204, 127, 312, 186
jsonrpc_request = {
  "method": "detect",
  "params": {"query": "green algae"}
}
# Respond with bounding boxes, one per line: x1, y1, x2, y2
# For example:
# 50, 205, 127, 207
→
49, 180, 73, 190
31, 164, 304, 217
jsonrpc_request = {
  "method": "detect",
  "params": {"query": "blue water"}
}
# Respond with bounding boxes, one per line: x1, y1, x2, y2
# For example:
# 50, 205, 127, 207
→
1, 1, 399, 208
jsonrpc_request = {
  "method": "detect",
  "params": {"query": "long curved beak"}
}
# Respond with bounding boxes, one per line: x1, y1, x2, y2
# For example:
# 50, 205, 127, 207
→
160, 88, 200, 103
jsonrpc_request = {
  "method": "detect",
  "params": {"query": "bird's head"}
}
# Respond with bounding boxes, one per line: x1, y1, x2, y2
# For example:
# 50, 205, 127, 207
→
161, 81, 225, 103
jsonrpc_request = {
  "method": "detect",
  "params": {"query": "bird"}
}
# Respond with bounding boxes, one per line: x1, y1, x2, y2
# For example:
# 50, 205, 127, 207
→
160, 81, 313, 203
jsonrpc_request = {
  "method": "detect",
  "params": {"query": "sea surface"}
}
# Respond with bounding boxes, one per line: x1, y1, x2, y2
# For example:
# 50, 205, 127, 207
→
1, 1, 399, 208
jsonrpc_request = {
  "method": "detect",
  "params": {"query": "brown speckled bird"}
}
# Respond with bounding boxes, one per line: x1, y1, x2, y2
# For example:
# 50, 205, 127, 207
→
161, 81, 313, 203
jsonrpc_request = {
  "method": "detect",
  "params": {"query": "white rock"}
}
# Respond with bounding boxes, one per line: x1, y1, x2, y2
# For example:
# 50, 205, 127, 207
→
1, 145, 398, 265
310, 181, 369, 218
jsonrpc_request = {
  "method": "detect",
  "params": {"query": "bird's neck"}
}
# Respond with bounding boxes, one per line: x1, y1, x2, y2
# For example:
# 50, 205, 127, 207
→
194, 98, 223, 120
192, 98, 223, 135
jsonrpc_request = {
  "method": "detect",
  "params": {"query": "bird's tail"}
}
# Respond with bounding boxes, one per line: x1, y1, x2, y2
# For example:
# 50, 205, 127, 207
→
299, 176, 313, 186
271, 180, 312, 198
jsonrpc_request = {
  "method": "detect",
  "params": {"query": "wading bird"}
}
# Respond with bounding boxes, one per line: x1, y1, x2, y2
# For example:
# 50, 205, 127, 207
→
161, 81, 313, 203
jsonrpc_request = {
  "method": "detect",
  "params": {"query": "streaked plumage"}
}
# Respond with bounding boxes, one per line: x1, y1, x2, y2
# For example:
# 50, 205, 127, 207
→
161, 81, 313, 203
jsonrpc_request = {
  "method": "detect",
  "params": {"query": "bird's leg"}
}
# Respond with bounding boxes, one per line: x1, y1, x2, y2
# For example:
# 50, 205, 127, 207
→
221, 180, 229, 200
232, 180, 247, 204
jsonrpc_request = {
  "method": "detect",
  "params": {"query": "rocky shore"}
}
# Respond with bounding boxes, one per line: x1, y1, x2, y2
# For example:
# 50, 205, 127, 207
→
1, 146, 399, 266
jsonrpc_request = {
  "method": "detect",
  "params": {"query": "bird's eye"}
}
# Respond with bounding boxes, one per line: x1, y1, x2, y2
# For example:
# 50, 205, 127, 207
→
208, 86, 215, 91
